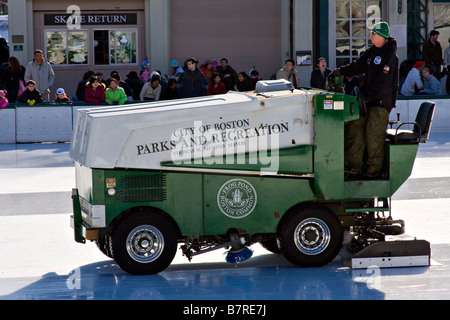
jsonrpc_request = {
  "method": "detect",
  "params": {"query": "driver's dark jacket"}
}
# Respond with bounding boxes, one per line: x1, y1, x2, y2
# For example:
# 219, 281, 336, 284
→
339, 38, 399, 112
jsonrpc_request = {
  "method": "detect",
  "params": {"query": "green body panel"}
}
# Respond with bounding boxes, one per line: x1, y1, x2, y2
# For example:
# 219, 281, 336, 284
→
202, 175, 315, 234
74, 166, 316, 236
277, 145, 313, 174
313, 93, 358, 199
386, 143, 419, 194
72, 91, 421, 243
161, 145, 313, 174
102, 170, 204, 234
344, 143, 418, 199
345, 180, 391, 199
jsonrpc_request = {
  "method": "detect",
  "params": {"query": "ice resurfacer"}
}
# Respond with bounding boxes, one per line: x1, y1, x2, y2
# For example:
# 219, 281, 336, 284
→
70, 80, 434, 274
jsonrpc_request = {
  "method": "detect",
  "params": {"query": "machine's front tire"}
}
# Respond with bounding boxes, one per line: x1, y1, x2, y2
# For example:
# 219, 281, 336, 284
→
110, 211, 178, 275
278, 204, 343, 267
260, 238, 281, 254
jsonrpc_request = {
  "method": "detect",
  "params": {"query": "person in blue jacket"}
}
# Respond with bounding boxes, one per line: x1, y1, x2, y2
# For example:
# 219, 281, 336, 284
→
400, 61, 424, 96
419, 67, 442, 95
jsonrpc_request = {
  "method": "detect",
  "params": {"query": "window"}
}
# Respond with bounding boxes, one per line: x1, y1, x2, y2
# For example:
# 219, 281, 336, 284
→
94, 29, 137, 65
334, 1, 383, 67
434, 3, 450, 60
46, 30, 88, 65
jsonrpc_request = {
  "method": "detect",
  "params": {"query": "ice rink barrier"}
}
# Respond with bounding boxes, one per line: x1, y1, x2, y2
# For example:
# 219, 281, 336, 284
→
0, 101, 149, 144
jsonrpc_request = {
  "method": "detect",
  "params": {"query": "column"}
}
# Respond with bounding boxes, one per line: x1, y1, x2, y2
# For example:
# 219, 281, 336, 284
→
145, 0, 170, 75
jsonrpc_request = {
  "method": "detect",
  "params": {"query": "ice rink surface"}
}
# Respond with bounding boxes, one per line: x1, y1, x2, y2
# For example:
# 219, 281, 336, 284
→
1, 133, 450, 301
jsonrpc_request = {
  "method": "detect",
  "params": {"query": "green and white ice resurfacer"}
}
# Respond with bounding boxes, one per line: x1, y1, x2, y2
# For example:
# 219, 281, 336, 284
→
70, 80, 434, 274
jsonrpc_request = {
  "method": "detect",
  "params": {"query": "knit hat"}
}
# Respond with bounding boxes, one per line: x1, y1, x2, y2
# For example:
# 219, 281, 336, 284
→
56, 88, 65, 94
414, 61, 425, 69
127, 71, 139, 78
170, 59, 179, 67
371, 21, 390, 39
140, 60, 150, 70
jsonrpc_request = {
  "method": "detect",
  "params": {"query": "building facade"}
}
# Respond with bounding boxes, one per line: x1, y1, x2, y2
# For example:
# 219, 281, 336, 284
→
7, 0, 450, 98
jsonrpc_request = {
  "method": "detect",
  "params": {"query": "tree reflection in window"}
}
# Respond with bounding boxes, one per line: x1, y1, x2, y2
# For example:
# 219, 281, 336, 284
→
94, 29, 137, 65
434, 4, 450, 56
335, 1, 383, 67
46, 30, 88, 65
110, 30, 137, 64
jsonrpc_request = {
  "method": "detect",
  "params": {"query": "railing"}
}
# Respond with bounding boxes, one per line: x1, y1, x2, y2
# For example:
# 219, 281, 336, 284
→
0, 101, 149, 144
395, 95, 449, 133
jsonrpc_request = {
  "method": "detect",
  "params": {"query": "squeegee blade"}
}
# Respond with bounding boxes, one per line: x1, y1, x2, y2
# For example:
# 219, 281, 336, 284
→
347, 240, 430, 269
350, 255, 430, 269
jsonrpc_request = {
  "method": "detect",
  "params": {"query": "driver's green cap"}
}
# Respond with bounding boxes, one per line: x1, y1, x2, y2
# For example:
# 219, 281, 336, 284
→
371, 21, 390, 39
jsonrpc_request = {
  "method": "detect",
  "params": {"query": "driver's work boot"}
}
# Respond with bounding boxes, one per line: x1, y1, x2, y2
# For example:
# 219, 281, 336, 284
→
364, 165, 380, 178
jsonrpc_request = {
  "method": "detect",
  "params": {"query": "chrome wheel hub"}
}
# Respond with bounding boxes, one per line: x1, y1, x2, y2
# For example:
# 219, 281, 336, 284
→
126, 225, 164, 263
294, 218, 331, 255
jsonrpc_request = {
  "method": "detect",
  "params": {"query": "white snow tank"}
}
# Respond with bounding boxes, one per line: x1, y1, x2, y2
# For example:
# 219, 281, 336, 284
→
70, 87, 315, 171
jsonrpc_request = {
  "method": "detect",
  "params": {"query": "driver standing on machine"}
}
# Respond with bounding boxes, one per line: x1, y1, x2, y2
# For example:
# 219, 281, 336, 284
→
331, 21, 399, 178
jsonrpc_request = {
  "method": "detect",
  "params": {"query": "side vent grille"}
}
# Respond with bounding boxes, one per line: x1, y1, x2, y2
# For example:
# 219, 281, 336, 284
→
122, 174, 166, 188
118, 174, 167, 203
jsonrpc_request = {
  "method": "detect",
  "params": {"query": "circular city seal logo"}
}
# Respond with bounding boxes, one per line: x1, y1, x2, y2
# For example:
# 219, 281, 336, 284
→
217, 179, 257, 219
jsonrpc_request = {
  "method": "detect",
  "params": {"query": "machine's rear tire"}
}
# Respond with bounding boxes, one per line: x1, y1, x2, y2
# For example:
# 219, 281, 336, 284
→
110, 210, 178, 275
278, 204, 343, 267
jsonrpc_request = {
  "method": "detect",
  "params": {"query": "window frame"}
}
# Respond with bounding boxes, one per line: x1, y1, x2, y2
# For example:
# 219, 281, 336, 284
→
93, 28, 138, 66
328, 0, 387, 69
44, 28, 139, 66
44, 29, 89, 66
433, 2, 450, 62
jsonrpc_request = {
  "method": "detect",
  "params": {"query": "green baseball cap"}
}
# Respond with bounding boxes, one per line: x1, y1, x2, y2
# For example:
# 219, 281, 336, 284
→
371, 21, 390, 39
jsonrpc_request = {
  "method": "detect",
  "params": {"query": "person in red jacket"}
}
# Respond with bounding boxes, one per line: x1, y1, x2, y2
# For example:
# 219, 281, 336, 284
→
84, 76, 106, 105
200, 59, 216, 85
207, 73, 226, 95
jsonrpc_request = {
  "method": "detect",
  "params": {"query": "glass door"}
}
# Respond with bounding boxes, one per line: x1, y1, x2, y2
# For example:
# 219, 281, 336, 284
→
331, 0, 386, 67
433, 3, 450, 65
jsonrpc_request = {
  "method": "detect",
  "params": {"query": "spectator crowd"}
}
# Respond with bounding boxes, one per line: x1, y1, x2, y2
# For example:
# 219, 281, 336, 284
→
0, 31, 449, 108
